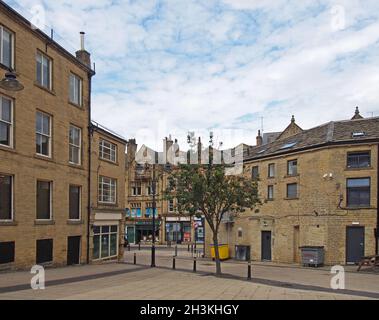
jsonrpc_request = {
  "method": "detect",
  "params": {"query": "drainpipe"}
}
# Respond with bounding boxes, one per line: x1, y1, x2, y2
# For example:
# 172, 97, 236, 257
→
376, 144, 379, 255
86, 73, 94, 264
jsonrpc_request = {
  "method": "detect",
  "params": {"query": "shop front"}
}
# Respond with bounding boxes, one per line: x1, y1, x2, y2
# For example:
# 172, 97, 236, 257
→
165, 217, 192, 244
135, 220, 161, 243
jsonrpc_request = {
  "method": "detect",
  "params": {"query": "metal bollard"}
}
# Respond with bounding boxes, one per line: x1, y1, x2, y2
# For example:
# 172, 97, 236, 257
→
191, 244, 194, 253
247, 261, 252, 280
172, 256, 176, 270
134, 253, 137, 265
193, 257, 197, 272
138, 242, 141, 251
188, 244, 190, 252
175, 245, 178, 257
128, 244, 131, 252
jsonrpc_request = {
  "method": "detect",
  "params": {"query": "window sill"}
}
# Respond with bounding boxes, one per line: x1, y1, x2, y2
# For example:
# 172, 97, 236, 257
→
284, 174, 299, 178
34, 154, 54, 163
68, 163, 85, 170
345, 206, 374, 210
345, 166, 373, 171
98, 202, 118, 207
284, 197, 299, 200
68, 101, 84, 109
0, 221, 18, 226
266, 199, 274, 202
99, 157, 119, 166
0, 62, 12, 72
0, 144, 15, 153
34, 220, 55, 226
67, 219, 83, 225
34, 82, 56, 95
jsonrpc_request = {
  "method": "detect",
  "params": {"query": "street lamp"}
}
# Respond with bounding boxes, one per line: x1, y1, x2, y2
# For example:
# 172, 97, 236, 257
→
0, 71, 24, 92
150, 161, 172, 267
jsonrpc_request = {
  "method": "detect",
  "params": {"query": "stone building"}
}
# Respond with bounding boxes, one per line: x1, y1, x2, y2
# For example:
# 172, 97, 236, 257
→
0, 2, 94, 269
0, 2, 126, 269
89, 122, 126, 262
125, 137, 205, 245
211, 108, 379, 265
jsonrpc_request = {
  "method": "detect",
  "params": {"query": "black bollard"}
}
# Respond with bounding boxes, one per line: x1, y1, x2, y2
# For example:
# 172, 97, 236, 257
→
247, 261, 252, 280
134, 253, 137, 265
193, 257, 197, 272
172, 256, 176, 270
128, 244, 131, 252
175, 245, 178, 257
138, 242, 141, 251
187, 244, 190, 252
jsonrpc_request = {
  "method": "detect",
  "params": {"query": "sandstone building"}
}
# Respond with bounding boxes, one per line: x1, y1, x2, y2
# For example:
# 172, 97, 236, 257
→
212, 109, 379, 265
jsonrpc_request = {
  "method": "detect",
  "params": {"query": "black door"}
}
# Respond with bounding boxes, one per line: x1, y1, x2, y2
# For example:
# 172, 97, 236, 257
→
261, 231, 272, 261
346, 227, 365, 264
67, 236, 81, 265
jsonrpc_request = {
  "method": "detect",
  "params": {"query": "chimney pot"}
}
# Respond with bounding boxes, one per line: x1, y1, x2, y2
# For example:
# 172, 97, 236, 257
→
256, 130, 263, 146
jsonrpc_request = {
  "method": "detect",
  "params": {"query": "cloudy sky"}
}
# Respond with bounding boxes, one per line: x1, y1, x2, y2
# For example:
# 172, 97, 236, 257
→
7, 0, 379, 150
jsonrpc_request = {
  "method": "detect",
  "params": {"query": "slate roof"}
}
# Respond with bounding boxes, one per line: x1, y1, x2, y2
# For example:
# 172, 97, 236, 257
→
244, 117, 379, 161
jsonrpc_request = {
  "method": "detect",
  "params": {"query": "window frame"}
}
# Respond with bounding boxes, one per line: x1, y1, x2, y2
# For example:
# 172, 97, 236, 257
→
36, 51, 53, 90
69, 185, 81, 221
268, 163, 275, 178
168, 199, 174, 212
252, 166, 259, 180
287, 159, 298, 176
98, 176, 117, 204
92, 225, 119, 260
99, 139, 117, 163
36, 180, 52, 221
0, 95, 13, 148
0, 174, 13, 222
267, 185, 274, 200
346, 177, 371, 208
0, 25, 14, 69
69, 73, 83, 106
36, 111, 52, 158
69, 125, 82, 165
286, 183, 298, 199
347, 151, 371, 169
131, 182, 142, 196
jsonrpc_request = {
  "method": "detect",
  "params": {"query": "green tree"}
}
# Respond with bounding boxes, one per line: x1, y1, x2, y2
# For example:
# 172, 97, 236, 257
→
164, 159, 260, 275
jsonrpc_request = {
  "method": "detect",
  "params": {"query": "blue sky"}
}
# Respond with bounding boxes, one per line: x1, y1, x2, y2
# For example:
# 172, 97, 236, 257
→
7, 0, 379, 150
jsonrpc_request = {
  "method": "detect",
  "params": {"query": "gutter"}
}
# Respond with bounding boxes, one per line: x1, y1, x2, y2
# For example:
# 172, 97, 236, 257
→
377, 144, 379, 255
86, 72, 94, 264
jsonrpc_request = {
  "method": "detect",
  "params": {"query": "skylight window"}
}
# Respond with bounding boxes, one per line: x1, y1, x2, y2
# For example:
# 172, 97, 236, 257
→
352, 132, 366, 138
257, 149, 266, 154
280, 142, 297, 150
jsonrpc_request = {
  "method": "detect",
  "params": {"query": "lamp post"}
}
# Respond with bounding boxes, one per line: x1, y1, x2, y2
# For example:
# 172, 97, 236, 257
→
151, 163, 157, 267
0, 71, 24, 91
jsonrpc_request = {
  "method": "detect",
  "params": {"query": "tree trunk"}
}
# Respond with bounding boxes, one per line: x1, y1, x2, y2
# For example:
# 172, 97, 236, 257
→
213, 235, 222, 275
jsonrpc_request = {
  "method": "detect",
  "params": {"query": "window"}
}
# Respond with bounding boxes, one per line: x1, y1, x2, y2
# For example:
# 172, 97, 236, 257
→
252, 166, 259, 180
168, 199, 174, 212
69, 125, 81, 164
287, 160, 297, 176
131, 182, 142, 196
0, 174, 12, 221
130, 204, 141, 218
99, 139, 117, 163
93, 225, 118, 260
0, 241, 15, 264
36, 181, 52, 220
69, 185, 81, 220
0, 96, 13, 147
268, 163, 275, 178
280, 142, 297, 150
36, 239, 53, 264
69, 73, 82, 106
36, 52, 52, 89
267, 185, 274, 200
347, 178, 370, 207
146, 184, 153, 196
0, 26, 13, 68
347, 152, 370, 169
146, 204, 158, 218
36, 112, 51, 157
287, 183, 298, 199
99, 176, 117, 204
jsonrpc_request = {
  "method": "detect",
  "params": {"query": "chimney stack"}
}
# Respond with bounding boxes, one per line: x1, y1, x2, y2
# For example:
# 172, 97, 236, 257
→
256, 130, 263, 146
76, 32, 91, 68
127, 139, 137, 163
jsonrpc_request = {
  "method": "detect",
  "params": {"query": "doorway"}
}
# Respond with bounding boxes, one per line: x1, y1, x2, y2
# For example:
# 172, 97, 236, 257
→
346, 226, 365, 264
67, 236, 81, 266
261, 231, 272, 261
293, 226, 300, 263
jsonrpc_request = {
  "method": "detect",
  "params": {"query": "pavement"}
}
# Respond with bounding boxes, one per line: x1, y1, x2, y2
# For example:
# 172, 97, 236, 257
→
0, 245, 377, 300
